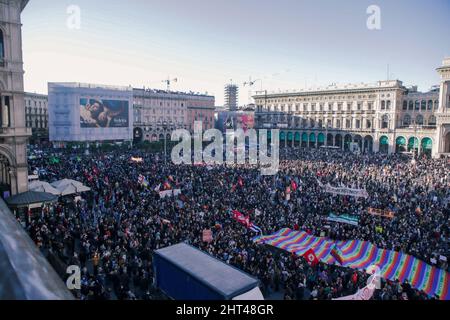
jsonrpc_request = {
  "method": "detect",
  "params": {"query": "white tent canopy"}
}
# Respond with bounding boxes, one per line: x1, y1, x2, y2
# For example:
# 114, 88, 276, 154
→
50, 179, 91, 196
28, 181, 61, 196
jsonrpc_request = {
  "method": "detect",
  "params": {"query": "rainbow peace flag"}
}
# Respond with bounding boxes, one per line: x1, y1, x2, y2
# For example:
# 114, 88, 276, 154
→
254, 228, 449, 300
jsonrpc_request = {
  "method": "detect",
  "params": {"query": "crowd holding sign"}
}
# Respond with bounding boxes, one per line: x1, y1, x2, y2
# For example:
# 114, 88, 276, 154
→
323, 183, 369, 199
327, 213, 360, 226
25, 146, 450, 300
159, 189, 182, 199
202, 229, 213, 243
367, 208, 395, 219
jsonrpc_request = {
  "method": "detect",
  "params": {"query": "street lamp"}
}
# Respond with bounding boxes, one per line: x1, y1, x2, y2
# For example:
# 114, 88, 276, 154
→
162, 121, 168, 165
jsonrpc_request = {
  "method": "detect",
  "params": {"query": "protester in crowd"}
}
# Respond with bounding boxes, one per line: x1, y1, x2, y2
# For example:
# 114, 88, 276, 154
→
26, 146, 449, 300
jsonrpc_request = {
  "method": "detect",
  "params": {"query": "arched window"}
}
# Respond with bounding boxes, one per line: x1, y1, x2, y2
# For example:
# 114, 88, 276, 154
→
381, 114, 389, 129
428, 115, 436, 126
366, 120, 372, 129
402, 114, 411, 127
421, 100, 426, 111
408, 101, 414, 110
427, 100, 433, 110
416, 114, 424, 125
402, 101, 407, 110
386, 101, 391, 110
346, 119, 351, 129
0, 29, 4, 66
415, 101, 420, 110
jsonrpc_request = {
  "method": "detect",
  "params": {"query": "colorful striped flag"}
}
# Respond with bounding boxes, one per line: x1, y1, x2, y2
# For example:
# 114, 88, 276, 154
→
253, 228, 450, 300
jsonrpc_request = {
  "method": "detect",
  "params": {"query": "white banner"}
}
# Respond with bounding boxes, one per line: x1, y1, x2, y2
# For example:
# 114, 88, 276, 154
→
323, 184, 369, 199
159, 189, 182, 199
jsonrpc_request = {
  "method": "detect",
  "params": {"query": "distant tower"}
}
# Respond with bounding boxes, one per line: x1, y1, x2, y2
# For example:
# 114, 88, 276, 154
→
224, 83, 238, 111
435, 57, 450, 156
0, 0, 30, 196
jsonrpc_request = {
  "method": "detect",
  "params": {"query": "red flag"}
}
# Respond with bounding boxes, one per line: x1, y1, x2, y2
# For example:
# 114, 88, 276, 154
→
291, 180, 298, 191
303, 249, 319, 267
238, 177, 244, 187
163, 181, 172, 190
232, 210, 250, 227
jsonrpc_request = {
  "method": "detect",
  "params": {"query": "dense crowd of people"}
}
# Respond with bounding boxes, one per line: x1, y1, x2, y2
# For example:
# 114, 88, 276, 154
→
25, 145, 450, 300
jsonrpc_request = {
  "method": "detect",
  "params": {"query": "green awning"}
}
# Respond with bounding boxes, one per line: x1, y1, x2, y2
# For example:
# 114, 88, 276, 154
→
302, 133, 308, 142
318, 133, 325, 143
294, 133, 301, 142
396, 137, 406, 146
309, 133, 316, 142
408, 137, 419, 148
287, 132, 293, 141
421, 137, 432, 149
380, 136, 389, 145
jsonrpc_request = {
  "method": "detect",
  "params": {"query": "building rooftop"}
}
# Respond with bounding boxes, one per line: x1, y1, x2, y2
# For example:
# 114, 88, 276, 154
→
254, 80, 405, 98
133, 87, 214, 98
48, 82, 133, 92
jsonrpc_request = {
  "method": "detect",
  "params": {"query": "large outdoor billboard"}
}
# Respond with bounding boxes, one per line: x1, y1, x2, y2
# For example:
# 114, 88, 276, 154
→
80, 98, 129, 128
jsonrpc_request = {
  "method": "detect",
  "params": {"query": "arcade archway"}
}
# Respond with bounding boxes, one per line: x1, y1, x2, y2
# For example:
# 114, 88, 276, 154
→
294, 132, 301, 147
301, 133, 308, 148
0, 153, 12, 197
335, 134, 342, 148
344, 134, 352, 151
408, 137, 419, 153
395, 136, 407, 153
327, 134, 334, 147
363, 136, 373, 153
309, 133, 316, 148
317, 133, 325, 147
354, 135, 363, 152
421, 137, 433, 157
379, 136, 389, 154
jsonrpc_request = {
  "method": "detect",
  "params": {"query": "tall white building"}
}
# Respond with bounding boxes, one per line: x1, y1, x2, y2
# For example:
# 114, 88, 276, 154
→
48, 83, 133, 144
253, 58, 450, 158
0, 0, 31, 196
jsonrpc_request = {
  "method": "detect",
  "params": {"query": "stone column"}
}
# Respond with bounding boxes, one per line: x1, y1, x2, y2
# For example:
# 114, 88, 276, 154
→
2, 96, 9, 128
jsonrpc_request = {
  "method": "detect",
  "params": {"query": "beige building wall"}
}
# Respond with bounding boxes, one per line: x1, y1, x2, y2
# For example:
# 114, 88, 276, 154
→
0, 0, 31, 195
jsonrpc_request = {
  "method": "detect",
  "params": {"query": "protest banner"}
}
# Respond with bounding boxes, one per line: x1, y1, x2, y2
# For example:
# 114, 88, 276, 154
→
202, 229, 213, 243
327, 213, 359, 226
323, 184, 369, 198
368, 208, 395, 219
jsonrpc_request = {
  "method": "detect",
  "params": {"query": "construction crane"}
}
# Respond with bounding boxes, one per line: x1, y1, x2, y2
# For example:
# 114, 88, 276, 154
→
243, 77, 261, 106
162, 77, 178, 91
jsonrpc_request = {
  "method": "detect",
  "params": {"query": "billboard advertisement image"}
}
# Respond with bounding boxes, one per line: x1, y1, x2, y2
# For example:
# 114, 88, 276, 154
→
80, 98, 129, 128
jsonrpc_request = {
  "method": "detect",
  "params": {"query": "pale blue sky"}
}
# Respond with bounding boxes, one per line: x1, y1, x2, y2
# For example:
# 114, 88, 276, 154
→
22, 0, 450, 105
